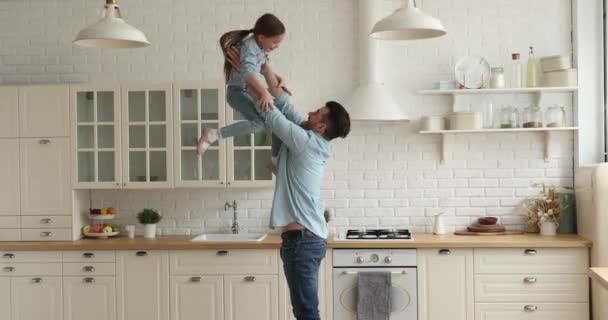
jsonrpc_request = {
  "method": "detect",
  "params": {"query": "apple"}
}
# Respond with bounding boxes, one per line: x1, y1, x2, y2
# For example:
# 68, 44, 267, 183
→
102, 226, 113, 233
111, 224, 121, 232
82, 225, 91, 234
90, 225, 102, 233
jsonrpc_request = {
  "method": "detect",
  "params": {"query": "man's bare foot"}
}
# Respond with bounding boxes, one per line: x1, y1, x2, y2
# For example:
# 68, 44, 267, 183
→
197, 128, 217, 155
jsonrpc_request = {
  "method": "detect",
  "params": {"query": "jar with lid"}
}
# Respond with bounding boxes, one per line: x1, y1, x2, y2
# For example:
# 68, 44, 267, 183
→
500, 106, 518, 128
522, 106, 543, 128
545, 105, 566, 127
490, 67, 505, 88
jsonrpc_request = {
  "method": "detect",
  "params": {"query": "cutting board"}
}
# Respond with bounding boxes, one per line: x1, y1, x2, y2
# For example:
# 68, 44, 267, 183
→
467, 224, 506, 232
455, 230, 525, 236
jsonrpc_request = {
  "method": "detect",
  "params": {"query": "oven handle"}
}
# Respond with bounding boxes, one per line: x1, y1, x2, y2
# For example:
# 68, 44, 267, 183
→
341, 270, 408, 275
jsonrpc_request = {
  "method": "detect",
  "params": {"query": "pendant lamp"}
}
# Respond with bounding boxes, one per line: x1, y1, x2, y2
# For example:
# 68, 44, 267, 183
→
370, 0, 446, 40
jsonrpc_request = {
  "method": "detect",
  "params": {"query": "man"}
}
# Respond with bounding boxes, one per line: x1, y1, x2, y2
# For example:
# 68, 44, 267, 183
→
227, 50, 351, 320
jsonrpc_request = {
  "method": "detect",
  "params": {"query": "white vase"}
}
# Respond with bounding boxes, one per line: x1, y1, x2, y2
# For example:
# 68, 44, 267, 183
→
144, 224, 157, 239
539, 222, 557, 236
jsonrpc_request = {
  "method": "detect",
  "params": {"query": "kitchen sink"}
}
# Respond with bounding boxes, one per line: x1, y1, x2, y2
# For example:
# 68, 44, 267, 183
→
190, 233, 267, 242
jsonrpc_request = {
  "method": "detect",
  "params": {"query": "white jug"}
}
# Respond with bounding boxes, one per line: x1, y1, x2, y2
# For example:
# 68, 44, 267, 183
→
433, 213, 446, 235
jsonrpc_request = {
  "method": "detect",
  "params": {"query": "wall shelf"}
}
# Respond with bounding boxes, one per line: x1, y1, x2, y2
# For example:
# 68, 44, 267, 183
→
419, 87, 578, 95
420, 127, 579, 163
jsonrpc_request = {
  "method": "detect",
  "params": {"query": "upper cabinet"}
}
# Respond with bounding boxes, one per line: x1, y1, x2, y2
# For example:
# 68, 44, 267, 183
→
0, 87, 19, 137
19, 85, 69, 137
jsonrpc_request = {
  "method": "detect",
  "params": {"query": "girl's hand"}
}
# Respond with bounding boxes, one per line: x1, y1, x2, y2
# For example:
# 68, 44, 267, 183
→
259, 91, 274, 111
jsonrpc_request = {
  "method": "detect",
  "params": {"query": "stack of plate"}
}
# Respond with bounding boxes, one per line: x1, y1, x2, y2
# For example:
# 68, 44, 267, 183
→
467, 224, 506, 233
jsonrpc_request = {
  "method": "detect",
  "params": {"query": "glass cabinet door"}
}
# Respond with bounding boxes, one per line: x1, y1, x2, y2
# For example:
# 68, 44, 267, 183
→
121, 84, 173, 188
227, 103, 275, 187
173, 82, 226, 187
70, 85, 121, 188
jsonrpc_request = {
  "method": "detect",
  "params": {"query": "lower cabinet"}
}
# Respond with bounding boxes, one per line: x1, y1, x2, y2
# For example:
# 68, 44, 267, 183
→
474, 303, 589, 320
0, 277, 9, 320
279, 258, 329, 320
417, 248, 475, 320
224, 275, 279, 320
11, 276, 63, 320
116, 250, 169, 320
63, 276, 116, 320
170, 275, 224, 320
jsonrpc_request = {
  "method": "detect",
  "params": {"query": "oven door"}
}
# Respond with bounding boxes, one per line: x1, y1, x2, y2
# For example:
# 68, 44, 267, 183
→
332, 267, 417, 320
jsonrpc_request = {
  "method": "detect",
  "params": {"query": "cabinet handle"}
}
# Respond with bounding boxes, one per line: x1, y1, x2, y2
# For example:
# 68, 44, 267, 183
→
216, 250, 229, 256
83, 277, 95, 284
40, 231, 52, 237
40, 218, 52, 224
227, 182, 231, 186
438, 249, 452, 255
523, 276, 537, 284
38, 139, 51, 145
2, 253, 15, 259
190, 277, 202, 283
115, 183, 120, 187
524, 305, 538, 312
135, 251, 148, 257
122, 183, 126, 186
83, 266, 95, 272
524, 249, 537, 255
31, 278, 43, 284
3, 267, 15, 272
220, 181, 224, 185
82, 252, 95, 259
244, 276, 256, 282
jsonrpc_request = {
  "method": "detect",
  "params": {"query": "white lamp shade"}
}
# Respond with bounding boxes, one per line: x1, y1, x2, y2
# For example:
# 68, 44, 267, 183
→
74, 4, 150, 48
370, 3, 446, 40
345, 83, 408, 121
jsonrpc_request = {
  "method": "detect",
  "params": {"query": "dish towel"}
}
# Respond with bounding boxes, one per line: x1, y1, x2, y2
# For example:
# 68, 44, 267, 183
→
356, 271, 391, 320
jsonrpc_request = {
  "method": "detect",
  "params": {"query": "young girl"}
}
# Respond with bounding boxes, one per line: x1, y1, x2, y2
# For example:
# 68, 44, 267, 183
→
197, 13, 296, 170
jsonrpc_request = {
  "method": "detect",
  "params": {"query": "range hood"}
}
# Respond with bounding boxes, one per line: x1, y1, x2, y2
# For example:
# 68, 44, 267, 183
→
344, 0, 408, 121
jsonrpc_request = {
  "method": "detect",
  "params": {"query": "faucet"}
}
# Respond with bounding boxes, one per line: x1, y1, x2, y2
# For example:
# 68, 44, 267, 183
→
225, 200, 239, 234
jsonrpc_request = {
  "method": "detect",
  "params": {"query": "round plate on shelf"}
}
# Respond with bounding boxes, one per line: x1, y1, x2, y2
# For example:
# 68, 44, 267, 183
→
83, 231, 120, 239
454, 55, 491, 89
89, 214, 116, 220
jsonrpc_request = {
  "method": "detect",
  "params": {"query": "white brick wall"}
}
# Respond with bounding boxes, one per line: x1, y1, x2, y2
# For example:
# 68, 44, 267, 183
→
0, 0, 575, 235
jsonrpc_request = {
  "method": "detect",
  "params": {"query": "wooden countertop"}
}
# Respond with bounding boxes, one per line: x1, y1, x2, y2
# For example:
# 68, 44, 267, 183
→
589, 268, 608, 290
0, 233, 591, 251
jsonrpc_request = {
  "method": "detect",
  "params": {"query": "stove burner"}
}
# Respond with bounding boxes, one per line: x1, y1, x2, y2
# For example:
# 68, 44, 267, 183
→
344, 229, 411, 240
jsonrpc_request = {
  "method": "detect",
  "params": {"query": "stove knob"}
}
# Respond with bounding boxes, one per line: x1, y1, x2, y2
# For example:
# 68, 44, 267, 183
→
356, 256, 365, 264
370, 254, 379, 263
384, 256, 392, 264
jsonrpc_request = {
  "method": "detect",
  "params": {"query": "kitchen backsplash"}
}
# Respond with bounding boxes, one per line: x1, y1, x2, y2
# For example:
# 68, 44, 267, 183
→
0, 0, 574, 234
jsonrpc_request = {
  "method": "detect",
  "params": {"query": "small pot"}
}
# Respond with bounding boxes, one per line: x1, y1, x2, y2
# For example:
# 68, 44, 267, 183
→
478, 217, 498, 225
539, 222, 557, 236
144, 224, 157, 239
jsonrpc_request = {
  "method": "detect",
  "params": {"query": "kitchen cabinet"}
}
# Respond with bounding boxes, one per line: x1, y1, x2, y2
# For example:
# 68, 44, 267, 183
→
11, 276, 63, 320
417, 248, 474, 320
0, 86, 19, 137
224, 275, 279, 320
173, 81, 274, 188
0, 139, 20, 217
474, 303, 588, 320
18, 85, 69, 138
279, 258, 329, 320
170, 275, 223, 320
116, 250, 169, 320
63, 276, 116, 320
0, 276, 9, 320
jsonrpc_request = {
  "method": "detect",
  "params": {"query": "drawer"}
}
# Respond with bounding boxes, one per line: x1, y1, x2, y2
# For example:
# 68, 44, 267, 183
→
0, 229, 20, 241
21, 216, 71, 228
475, 303, 589, 320
170, 249, 278, 275
63, 250, 115, 263
20, 228, 72, 241
0, 263, 62, 276
474, 248, 588, 274
0, 216, 20, 228
63, 262, 116, 276
0, 251, 62, 262
475, 275, 588, 302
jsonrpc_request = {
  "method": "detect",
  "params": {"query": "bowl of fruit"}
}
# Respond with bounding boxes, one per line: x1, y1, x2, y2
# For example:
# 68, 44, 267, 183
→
82, 224, 121, 239
89, 207, 117, 220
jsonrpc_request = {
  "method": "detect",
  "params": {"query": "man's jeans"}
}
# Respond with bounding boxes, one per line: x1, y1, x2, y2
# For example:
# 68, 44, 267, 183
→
281, 229, 327, 320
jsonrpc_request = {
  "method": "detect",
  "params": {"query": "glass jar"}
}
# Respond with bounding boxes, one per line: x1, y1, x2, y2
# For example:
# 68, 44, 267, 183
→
522, 106, 543, 128
490, 67, 505, 88
500, 106, 518, 128
545, 105, 566, 127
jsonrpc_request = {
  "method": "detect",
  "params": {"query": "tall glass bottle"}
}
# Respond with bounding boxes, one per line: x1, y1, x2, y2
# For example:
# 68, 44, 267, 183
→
526, 46, 540, 87
511, 53, 522, 88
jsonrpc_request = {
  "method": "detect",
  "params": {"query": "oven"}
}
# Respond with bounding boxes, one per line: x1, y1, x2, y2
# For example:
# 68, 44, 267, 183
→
332, 249, 417, 320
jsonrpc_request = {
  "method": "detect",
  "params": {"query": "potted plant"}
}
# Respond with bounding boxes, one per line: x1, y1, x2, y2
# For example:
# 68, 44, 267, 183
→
137, 208, 162, 239
524, 183, 565, 236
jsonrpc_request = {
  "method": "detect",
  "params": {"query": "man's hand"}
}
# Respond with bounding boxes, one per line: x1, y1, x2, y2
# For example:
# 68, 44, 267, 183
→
275, 74, 292, 96
225, 46, 241, 72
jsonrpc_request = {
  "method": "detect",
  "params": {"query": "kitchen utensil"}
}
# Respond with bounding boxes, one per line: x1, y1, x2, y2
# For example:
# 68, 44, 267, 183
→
454, 230, 525, 236
478, 217, 498, 225
540, 55, 572, 72
125, 225, 135, 238
455, 55, 491, 89
433, 212, 446, 235
449, 112, 483, 130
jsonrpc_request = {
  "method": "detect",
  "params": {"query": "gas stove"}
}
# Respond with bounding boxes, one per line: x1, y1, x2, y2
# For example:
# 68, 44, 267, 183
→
336, 228, 413, 241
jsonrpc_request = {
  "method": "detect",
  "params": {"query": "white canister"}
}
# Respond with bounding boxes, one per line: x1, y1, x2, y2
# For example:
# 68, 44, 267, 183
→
541, 69, 577, 87
540, 55, 572, 73
421, 116, 446, 131
449, 112, 483, 130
